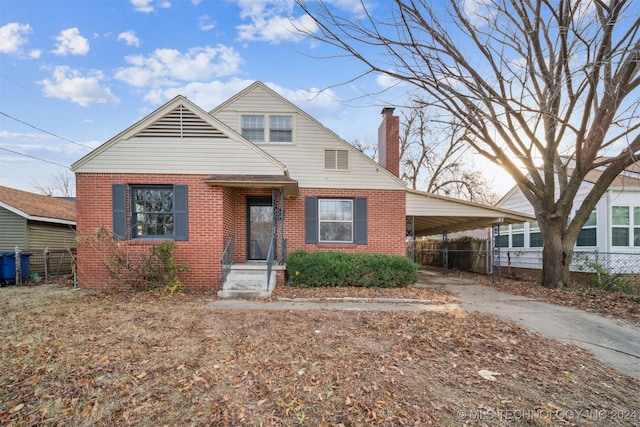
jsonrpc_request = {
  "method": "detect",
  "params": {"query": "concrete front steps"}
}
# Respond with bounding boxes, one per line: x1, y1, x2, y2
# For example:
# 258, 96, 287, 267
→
217, 262, 282, 299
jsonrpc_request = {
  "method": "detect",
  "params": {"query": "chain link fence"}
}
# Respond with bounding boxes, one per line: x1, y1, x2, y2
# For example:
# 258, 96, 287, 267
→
409, 240, 640, 286
15, 248, 76, 284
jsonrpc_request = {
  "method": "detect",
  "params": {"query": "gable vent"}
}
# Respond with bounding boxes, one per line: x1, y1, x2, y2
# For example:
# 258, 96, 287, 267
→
135, 105, 226, 139
324, 149, 349, 170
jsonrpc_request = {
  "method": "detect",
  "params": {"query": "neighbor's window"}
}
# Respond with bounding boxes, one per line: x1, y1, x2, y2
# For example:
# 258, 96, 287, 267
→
529, 221, 543, 247
132, 186, 175, 238
635, 207, 640, 247
612, 206, 630, 246
241, 115, 264, 142
324, 149, 349, 170
497, 225, 509, 247
511, 223, 525, 247
318, 199, 353, 243
269, 115, 292, 142
576, 210, 597, 246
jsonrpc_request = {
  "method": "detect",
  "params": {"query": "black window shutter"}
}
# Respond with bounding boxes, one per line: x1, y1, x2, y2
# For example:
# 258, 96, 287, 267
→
355, 197, 368, 245
305, 196, 318, 244
174, 185, 188, 241
112, 184, 127, 240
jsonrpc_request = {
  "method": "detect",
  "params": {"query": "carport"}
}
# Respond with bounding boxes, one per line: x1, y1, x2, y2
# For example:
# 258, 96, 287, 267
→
405, 189, 534, 282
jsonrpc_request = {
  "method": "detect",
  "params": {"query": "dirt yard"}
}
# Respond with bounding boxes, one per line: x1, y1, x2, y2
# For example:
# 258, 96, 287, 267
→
1, 283, 639, 426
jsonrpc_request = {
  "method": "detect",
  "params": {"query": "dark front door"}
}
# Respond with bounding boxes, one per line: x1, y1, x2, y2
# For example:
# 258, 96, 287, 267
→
247, 196, 273, 260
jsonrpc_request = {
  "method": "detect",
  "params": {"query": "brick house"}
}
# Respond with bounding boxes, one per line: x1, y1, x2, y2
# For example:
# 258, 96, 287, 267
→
72, 81, 529, 294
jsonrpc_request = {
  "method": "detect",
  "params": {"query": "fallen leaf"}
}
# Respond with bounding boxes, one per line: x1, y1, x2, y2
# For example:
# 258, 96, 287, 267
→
478, 370, 502, 381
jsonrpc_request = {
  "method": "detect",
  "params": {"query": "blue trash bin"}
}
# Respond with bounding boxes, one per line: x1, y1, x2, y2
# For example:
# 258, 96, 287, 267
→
0, 253, 14, 284
20, 253, 31, 281
0, 252, 31, 285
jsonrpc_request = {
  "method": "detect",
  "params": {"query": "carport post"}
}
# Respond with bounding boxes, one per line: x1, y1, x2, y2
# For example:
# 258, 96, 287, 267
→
442, 230, 448, 275
492, 223, 501, 283
406, 216, 415, 262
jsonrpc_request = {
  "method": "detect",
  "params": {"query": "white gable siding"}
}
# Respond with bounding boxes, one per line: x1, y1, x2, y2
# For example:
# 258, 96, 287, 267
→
212, 85, 406, 190
73, 137, 284, 175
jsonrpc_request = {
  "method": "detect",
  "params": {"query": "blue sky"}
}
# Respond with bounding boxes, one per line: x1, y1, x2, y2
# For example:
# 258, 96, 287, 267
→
0, 0, 512, 195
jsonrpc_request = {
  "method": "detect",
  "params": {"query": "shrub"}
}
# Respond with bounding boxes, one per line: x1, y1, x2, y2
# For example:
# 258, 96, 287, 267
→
286, 250, 419, 288
587, 262, 639, 295
82, 227, 189, 292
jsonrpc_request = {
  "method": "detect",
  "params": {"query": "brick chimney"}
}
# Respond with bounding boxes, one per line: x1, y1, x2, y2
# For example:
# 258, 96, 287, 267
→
378, 107, 400, 177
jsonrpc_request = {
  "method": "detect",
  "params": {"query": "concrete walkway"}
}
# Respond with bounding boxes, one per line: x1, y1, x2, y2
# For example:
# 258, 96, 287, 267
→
207, 276, 640, 380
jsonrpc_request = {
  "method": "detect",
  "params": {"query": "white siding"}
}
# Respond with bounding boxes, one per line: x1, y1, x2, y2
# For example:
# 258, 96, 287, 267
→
74, 137, 285, 175
0, 207, 26, 251
496, 180, 640, 272
212, 84, 406, 190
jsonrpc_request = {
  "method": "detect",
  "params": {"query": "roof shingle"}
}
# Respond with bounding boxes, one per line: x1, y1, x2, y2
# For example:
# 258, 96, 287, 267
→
0, 186, 76, 223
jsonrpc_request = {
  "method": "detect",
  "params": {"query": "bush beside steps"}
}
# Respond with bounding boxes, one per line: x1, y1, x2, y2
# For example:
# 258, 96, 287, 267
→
286, 250, 419, 288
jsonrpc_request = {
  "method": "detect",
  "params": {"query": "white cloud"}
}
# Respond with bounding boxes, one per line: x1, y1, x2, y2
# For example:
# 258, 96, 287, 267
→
144, 78, 257, 108
142, 79, 341, 119
461, 0, 497, 26
53, 28, 90, 56
117, 30, 140, 47
234, 0, 317, 43
0, 22, 31, 54
28, 49, 41, 59
115, 45, 242, 87
376, 73, 402, 90
131, 0, 153, 12
0, 130, 52, 142
266, 82, 341, 114
131, 0, 171, 12
237, 13, 317, 43
198, 15, 215, 31
191, 0, 203, 4
39, 66, 120, 106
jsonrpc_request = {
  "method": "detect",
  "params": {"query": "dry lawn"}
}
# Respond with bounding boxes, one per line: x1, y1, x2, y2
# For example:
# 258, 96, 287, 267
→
1, 283, 639, 426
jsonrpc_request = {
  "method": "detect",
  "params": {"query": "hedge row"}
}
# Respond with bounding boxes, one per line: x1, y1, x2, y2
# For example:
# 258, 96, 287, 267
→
286, 250, 419, 288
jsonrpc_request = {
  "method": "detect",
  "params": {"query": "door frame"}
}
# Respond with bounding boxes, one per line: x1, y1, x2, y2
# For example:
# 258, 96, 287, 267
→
246, 196, 273, 260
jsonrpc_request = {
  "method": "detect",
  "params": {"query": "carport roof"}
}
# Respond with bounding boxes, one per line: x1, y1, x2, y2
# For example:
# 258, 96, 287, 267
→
406, 189, 533, 236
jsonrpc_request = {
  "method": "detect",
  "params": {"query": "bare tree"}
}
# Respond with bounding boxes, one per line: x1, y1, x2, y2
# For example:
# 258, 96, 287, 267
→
31, 170, 75, 198
296, 0, 640, 288
399, 102, 497, 204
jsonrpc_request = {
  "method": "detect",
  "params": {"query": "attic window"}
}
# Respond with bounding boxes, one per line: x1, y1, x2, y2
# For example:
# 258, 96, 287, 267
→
269, 116, 292, 142
324, 149, 349, 170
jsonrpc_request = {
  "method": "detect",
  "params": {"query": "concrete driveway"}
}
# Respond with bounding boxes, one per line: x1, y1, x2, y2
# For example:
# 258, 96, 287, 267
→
419, 274, 640, 380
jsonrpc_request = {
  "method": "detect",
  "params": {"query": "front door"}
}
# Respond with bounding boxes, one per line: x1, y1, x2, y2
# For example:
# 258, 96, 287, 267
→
247, 197, 273, 260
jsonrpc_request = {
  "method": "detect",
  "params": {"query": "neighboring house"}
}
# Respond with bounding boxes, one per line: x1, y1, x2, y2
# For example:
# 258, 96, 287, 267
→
0, 186, 76, 276
495, 160, 640, 274
72, 81, 529, 294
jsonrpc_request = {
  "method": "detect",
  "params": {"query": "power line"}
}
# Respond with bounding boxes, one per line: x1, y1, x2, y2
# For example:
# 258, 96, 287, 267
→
0, 73, 44, 99
0, 147, 70, 168
0, 111, 93, 149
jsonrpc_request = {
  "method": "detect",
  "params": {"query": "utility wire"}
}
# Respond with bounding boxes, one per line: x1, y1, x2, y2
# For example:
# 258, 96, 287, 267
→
0, 147, 70, 168
0, 111, 93, 149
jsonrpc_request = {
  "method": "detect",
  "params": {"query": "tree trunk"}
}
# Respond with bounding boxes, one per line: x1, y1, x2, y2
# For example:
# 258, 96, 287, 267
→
540, 218, 573, 288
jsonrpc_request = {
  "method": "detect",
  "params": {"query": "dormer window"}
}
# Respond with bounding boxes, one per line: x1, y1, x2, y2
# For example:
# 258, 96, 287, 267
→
270, 116, 292, 142
241, 114, 293, 143
241, 115, 265, 142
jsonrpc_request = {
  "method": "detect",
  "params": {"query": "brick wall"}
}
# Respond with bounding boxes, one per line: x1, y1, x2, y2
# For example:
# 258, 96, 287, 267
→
284, 188, 406, 256
76, 173, 407, 290
76, 173, 223, 290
